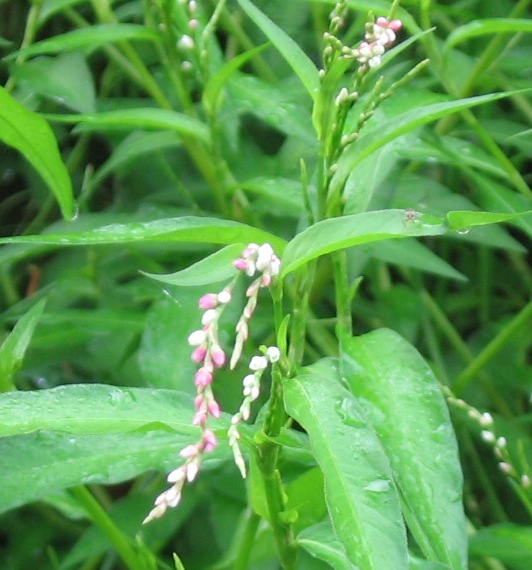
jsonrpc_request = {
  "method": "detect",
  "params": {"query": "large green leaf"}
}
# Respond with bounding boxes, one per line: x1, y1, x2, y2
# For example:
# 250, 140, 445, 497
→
6, 24, 160, 60
0, 384, 204, 437
284, 359, 409, 570
44, 108, 210, 144
0, 216, 286, 253
0, 429, 227, 515
341, 329, 467, 570
280, 209, 447, 276
0, 86, 74, 219
236, 0, 319, 100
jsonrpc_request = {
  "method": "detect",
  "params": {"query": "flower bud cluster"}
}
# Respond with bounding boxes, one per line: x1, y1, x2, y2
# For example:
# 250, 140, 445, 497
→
175, 0, 201, 71
446, 390, 530, 490
229, 347, 281, 478
355, 17, 402, 69
230, 244, 281, 369
144, 244, 280, 523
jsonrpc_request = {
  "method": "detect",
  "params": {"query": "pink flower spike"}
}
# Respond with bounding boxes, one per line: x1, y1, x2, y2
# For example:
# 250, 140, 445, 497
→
194, 367, 212, 387
203, 430, 217, 452
211, 346, 226, 368
233, 258, 248, 271
191, 345, 207, 363
198, 293, 218, 309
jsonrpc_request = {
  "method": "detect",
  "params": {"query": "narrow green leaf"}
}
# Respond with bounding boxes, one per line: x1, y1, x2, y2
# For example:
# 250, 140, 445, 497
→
280, 210, 447, 277
0, 216, 287, 253
6, 24, 160, 60
284, 359, 409, 570
445, 209, 532, 232
236, 0, 319, 100
331, 91, 529, 195
44, 108, 210, 144
0, 86, 74, 219
0, 299, 47, 392
297, 521, 357, 570
203, 43, 269, 114
444, 19, 532, 52
0, 384, 208, 437
341, 329, 467, 570
142, 244, 244, 287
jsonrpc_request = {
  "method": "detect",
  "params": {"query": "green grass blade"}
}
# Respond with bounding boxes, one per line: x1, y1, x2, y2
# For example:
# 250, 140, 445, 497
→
44, 108, 211, 144
444, 19, 532, 53
284, 358, 409, 570
6, 24, 160, 59
0, 86, 74, 219
341, 329, 467, 570
236, 0, 319, 100
0, 299, 47, 392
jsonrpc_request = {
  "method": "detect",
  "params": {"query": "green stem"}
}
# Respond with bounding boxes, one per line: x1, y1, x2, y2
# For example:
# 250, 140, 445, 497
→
452, 298, 532, 394
255, 367, 297, 569
70, 486, 146, 570
4, 0, 43, 92
332, 251, 352, 337
233, 510, 261, 570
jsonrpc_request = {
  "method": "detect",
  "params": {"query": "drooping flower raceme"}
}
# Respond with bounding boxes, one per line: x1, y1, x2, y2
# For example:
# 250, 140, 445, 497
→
143, 243, 280, 524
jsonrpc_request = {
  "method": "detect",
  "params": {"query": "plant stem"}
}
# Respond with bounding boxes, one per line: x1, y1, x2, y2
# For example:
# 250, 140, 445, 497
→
70, 485, 146, 570
255, 366, 297, 569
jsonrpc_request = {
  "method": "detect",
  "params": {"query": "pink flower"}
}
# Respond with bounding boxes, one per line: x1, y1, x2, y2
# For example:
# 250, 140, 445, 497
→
191, 345, 207, 363
192, 410, 207, 425
233, 258, 248, 271
208, 400, 221, 418
194, 367, 212, 387
198, 293, 218, 309
180, 444, 199, 459
210, 346, 226, 368
203, 430, 217, 452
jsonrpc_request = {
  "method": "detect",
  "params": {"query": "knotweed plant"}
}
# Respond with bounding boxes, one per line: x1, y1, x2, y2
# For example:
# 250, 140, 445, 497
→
1, 1, 530, 569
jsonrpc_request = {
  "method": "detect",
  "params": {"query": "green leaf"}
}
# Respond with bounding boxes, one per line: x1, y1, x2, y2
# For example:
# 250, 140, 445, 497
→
44, 108, 210, 144
331, 91, 529, 195
363, 239, 466, 281
0, 216, 287, 253
297, 521, 357, 570
236, 0, 319, 100
280, 209, 447, 277
203, 43, 269, 114
12, 52, 96, 113
0, 299, 47, 392
0, 429, 227, 515
0, 384, 205, 437
6, 24, 160, 60
142, 244, 244, 287
444, 19, 532, 52
469, 524, 532, 570
341, 329, 467, 570
445, 209, 532, 233
284, 359, 409, 570
0, 86, 74, 219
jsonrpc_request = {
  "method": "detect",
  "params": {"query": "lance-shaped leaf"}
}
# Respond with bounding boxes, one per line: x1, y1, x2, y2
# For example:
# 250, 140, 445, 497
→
0, 86, 74, 219
341, 329, 467, 570
284, 359, 409, 570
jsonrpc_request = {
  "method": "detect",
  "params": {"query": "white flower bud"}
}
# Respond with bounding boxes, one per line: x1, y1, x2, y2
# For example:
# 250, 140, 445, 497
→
201, 309, 217, 325
481, 430, 495, 443
188, 329, 206, 346
249, 356, 268, 371
266, 346, 280, 363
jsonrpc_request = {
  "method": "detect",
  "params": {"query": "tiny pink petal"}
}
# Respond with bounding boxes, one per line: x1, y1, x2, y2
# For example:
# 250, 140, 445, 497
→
191, 346, 207, 363
211, 347, 226, 368
194, 367, 212, 387
198, 293, 218, 309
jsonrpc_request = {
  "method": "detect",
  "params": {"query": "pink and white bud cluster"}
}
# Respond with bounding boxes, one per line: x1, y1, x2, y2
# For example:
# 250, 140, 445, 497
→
230, 244, 281, 369
355, 17, 402, 69
229, 347, 281, 478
